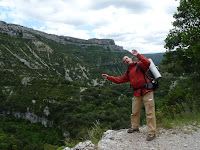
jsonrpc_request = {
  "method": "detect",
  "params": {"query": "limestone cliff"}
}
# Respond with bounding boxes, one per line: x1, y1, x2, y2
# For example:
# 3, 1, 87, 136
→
0, 21, 124, 51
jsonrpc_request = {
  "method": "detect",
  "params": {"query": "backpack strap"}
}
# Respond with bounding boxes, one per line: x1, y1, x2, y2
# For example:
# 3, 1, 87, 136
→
126, 69, 130, 77
136, 63, 150, 82
126, 69, 131, 87
128, 63, 151, 96
136, 63, 148, 84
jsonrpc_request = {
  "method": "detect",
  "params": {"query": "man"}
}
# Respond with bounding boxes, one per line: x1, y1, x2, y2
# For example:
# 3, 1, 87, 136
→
102, 49, 156, 141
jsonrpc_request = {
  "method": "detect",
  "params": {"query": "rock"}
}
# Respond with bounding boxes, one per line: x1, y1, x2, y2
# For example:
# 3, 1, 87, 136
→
62, 125, 200, 150
97, 129, 137, 150
63, 140, 96, 150
97, 125, 200, 150
74, 140, 96, 150
63, 147, 71, 150
21, 77, 31, 86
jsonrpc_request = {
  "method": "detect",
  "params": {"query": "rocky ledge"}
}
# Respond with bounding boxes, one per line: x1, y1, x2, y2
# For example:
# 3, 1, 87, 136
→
63, 124, 200, 150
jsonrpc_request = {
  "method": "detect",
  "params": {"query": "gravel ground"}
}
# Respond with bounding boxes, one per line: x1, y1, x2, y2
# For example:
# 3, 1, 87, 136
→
97, 123, 200, 150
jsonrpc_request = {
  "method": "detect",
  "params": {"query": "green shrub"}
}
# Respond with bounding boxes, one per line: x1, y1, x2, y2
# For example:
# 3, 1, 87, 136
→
87, 120, 105, 145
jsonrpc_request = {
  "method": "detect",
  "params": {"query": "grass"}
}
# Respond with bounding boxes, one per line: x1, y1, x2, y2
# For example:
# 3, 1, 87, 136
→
87, 120, 106, 145
158, 110, 200, 132
58, 120, 106, 150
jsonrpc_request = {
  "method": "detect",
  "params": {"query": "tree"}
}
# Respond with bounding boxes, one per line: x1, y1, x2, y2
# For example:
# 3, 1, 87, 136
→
163, 0, 200, 75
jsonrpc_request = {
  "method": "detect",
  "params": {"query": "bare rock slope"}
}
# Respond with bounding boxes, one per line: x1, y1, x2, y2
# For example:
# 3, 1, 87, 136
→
63, 124, 200, 150
98, 124, 200, 150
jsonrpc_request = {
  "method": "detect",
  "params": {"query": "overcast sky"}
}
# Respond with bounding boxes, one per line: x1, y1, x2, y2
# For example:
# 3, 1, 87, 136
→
0, 0, 180, 54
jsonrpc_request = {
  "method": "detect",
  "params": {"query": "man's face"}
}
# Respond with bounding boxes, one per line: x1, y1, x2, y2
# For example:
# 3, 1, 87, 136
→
123, 56, 133, 66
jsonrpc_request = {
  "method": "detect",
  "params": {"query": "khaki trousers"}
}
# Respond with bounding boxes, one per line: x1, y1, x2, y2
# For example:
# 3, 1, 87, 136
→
131, 91, 156, 134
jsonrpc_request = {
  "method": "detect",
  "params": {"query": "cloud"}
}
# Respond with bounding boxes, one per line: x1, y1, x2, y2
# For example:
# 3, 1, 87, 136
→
89, 0, 151, 13
42, 22, 91, 39
0, 0, 180, 54
0, 10, 6, 19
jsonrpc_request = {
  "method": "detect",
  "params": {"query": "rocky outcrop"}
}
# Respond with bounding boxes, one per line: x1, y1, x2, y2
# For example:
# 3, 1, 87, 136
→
61, 124, 200, 150
63, 140, 96, 150
97, 125, 200, 150
0, 21, 125, 51
0, 111, 53, 127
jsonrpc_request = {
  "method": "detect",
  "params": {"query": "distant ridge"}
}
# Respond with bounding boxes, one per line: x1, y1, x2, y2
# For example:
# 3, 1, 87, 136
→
142, 52, 164, 65
0, 20, 126, 52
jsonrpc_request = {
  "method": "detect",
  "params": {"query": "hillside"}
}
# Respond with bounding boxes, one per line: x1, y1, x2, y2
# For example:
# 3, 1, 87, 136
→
0, 21, 165, 149
142, 53, 164, 66
0, 21, 133, 85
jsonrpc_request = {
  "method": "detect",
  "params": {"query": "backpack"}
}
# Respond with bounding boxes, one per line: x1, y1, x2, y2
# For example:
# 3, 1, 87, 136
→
127, 63, 159, 92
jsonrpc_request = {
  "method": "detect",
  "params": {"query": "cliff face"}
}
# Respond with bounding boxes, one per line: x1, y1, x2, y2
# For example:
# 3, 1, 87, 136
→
0, 21, 124, 51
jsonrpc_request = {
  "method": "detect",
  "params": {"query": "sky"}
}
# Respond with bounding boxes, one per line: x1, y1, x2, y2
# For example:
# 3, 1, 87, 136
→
0, 0, 180, 54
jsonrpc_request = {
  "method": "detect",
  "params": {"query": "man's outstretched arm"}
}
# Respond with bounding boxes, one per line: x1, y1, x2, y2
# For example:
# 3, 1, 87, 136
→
102, 73, 129, 84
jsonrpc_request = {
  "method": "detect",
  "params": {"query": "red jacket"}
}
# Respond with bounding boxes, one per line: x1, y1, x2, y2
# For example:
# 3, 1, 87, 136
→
107, 54, 153, 97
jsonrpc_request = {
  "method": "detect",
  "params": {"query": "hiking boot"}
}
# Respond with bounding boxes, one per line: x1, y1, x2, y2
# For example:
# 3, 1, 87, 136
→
127, 128, 139, 133
146, 134, 156, 141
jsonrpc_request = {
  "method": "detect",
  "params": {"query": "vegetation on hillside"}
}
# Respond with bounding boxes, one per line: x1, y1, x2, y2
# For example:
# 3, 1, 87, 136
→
0, 30, 147, 149
156, 0, 200, 125
0, 116, 63, 150
0, 1, 200, 149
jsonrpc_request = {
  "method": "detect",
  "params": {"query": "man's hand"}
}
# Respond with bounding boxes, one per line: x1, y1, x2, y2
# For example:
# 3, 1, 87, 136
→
132, 49, 139, 56
102, 74, 108, 79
